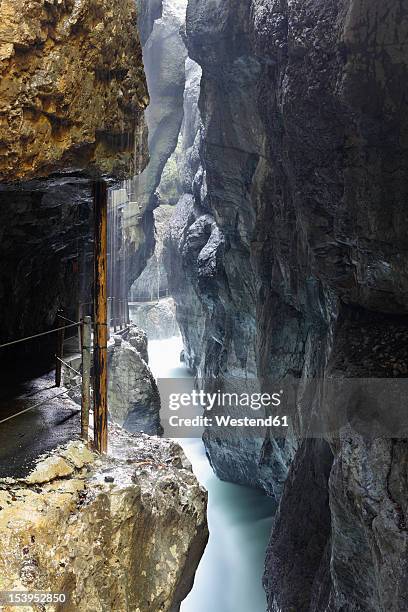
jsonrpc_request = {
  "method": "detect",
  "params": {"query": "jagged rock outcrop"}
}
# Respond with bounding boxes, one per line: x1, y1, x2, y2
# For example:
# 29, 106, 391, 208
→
166, 0, 408, 609
123, 324, 149, 362
0, 429, 208, 612
108, 335, 162, 435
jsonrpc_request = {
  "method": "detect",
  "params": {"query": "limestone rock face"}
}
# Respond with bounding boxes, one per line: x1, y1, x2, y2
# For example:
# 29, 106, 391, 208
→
0, 430, 208, 612
162, 59, 207, 374
108, 337, 162, 435
130, 205, 176, 302
124, 0, 187, 247
123, 324, 149, 363
166, 0, 408, 608
0, 0, 148, 182
111, 0, 188, 312
130, 298, 179, 341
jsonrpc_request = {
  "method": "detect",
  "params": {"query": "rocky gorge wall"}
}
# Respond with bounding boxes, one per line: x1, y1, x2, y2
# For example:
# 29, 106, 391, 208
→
0, 0, 149, 356
122, 0, 188, 289
164, 0, 408, 610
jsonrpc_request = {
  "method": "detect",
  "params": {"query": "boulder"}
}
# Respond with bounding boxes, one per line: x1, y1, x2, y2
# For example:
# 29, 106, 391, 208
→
108, 338, 162, 435
0, 429, 208, 612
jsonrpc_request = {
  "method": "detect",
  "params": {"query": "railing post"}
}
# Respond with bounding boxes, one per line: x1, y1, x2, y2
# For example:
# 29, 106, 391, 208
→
55, 309, 65, 387
107, 298, 112, 341
93, 180, 108, 454
113, 296, 117, 333
81, 316, 92, 442
77, 303, 83, 351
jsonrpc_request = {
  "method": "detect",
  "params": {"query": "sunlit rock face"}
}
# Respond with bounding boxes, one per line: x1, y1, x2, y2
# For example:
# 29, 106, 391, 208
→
0, 429, 208, 612
0, 0, 148, 182
166, 0, 408, 608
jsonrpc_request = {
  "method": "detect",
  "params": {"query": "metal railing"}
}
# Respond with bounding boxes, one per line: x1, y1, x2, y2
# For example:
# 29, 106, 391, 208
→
0, 312, 93, 445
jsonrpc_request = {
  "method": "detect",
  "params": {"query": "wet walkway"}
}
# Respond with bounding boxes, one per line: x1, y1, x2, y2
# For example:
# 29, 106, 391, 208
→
0, 370, 80, 478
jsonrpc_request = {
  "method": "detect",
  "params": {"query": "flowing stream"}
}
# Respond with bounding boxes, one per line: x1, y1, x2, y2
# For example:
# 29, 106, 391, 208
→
148, 336, 274, 612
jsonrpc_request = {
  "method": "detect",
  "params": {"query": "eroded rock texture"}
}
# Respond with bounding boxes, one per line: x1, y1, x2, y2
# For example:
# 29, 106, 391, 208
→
108, 334, 162, 435
166, 0, 408, 609
0, 429, 208, 612
0, 0, 148, 182
130, 298, 179, 340
124, 0, 188, 249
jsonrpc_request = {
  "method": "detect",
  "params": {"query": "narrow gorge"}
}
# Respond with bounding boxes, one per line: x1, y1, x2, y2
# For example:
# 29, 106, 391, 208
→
1, 0, 408, 611
159, 0, 408, 609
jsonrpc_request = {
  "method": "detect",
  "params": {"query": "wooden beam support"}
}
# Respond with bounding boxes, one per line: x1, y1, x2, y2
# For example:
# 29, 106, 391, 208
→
93, 180, 108, 454
81, 315, 92, 442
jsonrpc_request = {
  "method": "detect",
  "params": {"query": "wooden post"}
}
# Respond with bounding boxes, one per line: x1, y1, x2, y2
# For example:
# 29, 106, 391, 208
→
93, 180, 108, 454
81, 316, 92, 442
55, 309, 65, 387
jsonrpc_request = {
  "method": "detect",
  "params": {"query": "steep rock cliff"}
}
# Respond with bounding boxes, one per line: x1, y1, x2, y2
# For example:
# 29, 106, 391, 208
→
124, 0, 188, 260
166, 0, 408, 609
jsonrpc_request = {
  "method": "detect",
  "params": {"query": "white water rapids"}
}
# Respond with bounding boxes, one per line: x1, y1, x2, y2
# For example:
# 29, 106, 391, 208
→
148, 336, 274, 612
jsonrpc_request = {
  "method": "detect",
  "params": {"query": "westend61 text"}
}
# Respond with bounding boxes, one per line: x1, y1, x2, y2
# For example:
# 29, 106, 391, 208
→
168, 415, 289, 428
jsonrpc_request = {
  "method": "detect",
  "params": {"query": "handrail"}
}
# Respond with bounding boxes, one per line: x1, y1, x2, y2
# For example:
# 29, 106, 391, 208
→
0, 321, 81, 350
57, 314, 78, 325
55, 356, 82, 377
0, 387, 80, 425
0, 314, 97, 450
